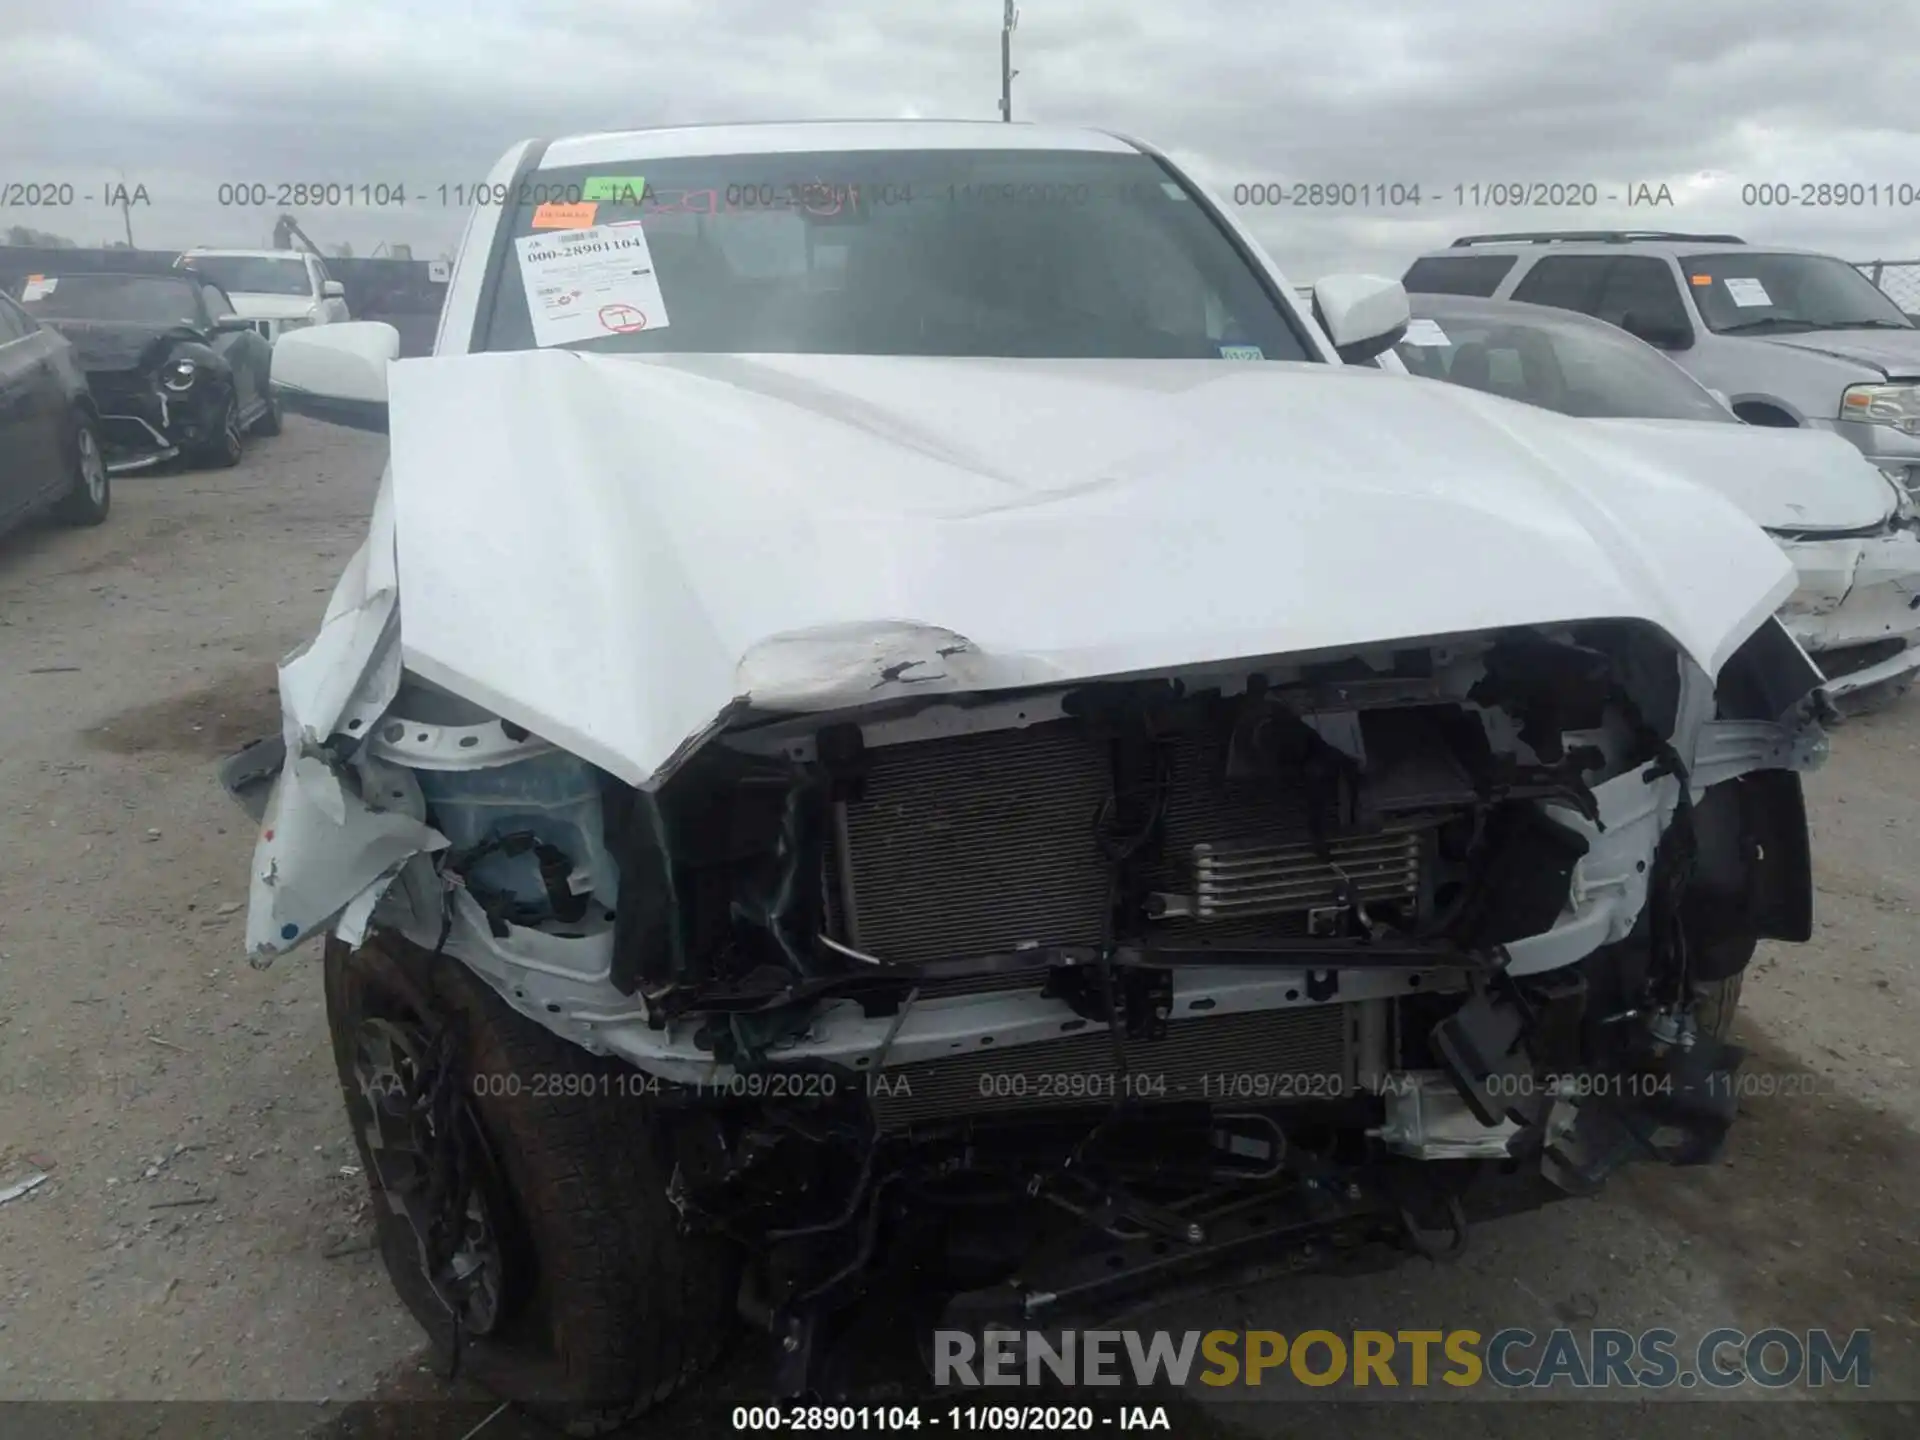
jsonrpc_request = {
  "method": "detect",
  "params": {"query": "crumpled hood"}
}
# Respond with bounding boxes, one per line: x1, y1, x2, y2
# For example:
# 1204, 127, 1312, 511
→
1581, 417, 1900, 534
225, 294, 320, 321
43, 319, 194, 373
1756, 328, 1920, 378
384, 352, 1797, 789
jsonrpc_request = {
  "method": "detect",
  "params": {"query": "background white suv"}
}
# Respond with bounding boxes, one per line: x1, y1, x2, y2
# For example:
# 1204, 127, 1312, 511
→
1402, 231, 1920, 498
174, 249, 351, 342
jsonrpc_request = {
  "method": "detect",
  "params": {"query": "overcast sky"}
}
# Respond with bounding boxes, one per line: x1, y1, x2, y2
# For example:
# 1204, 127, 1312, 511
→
5, 0, 1920, 278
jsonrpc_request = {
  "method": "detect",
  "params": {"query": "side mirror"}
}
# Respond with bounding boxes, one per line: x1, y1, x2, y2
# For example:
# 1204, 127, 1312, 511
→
322, 279, 346, 299
1619, 311, 1692, 350
1311, 274, 1411, 364
212, 315, 255, 333
271, 321, 399, 434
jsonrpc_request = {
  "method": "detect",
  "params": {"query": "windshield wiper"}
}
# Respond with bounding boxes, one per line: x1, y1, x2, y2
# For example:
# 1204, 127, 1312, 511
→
1824, 320, 1916, 331
1714, 318, 1822, 335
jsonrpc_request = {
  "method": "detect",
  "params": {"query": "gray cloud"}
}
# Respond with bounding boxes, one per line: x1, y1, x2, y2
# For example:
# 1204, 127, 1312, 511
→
3, 0, 1918, 272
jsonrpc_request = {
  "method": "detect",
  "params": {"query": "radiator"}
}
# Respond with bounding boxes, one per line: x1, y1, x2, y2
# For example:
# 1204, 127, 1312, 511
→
869, 1001, 1355, 1130
836, 721, 1113, 966
833, 720, 1430, 967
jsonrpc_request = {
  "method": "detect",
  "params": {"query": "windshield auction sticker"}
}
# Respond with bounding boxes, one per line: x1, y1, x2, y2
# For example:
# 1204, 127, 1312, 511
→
530, 200, 599, 230
514, 223, 671, 346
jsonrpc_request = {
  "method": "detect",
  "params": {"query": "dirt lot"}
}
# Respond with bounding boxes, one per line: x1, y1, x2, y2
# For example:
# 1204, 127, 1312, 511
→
0, 418, 1915, 1439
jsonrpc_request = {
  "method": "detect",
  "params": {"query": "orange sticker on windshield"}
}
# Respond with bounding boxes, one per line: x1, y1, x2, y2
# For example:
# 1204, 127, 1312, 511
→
530, 201, 598, 230
1690, 274, 1713, 285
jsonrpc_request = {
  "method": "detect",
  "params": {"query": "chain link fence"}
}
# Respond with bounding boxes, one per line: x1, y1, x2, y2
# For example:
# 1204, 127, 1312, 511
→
1857, 260, 1920, 317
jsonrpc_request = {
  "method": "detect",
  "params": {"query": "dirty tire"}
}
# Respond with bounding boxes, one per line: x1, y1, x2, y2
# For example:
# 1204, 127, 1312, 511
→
1693, 971, 1744, 1044
196, 392, 244, 468
52, 415, 110, 526
252, 386, 283, 437
324, 934, 739, 1433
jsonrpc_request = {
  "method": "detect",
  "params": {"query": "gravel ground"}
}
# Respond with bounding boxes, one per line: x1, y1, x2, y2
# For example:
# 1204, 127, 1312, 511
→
0, 417, 1914, 1438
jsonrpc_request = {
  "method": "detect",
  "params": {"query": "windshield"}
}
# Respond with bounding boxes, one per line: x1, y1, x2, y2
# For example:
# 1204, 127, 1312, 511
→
1395, 303, 1735, 422
18, 273, 204, 327
478, 149, 1314, 360
179, 255, 313, 297
1682, 252, 1914, 334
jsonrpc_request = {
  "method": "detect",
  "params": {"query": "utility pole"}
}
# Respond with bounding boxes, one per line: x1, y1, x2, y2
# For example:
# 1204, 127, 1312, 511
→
116, 168, 135, 248
999, 0, 1019, 121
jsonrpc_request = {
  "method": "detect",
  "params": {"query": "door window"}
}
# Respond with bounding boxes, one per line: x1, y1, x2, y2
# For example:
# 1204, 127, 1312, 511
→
1592, 257, 1690, 334
1403, 254, 1519, 297
1509, 256, 1613, 314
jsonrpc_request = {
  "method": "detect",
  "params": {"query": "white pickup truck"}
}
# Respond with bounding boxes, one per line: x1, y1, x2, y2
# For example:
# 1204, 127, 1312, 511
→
242, 121, 1827, 1421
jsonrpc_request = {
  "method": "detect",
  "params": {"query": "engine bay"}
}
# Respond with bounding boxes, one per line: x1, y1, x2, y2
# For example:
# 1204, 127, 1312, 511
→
513, 623, 1678, 1018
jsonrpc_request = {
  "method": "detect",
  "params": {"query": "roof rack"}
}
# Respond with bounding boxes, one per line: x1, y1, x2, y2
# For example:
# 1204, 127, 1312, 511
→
1450, 231, 1746, 247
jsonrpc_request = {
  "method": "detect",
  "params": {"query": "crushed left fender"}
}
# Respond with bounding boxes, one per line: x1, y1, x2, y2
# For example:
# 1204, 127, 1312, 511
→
244, 752, 447, 963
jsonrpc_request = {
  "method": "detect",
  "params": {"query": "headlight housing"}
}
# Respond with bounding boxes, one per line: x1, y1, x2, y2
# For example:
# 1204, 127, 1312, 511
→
1881, 465, 1920, 522
1839, 383, 1920, 433
162, 358, 197, 392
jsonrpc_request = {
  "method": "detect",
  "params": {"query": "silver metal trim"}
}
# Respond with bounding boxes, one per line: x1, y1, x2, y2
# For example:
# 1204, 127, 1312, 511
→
99, 412, 171, 448
105, 446, 179, 475
832, 798, 864, 947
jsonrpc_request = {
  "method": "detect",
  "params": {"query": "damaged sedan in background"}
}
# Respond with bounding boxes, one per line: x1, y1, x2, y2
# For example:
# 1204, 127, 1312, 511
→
15, 270, 281, 471
226, 123, 1833, 1428
1385, 293, 1920, 707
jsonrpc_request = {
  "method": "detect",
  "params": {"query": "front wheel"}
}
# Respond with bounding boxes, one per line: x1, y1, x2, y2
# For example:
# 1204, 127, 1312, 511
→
252, 384, 283, 437
195, 392, 244, 468
324, 934, 738, 1432
52, 416, 110, 526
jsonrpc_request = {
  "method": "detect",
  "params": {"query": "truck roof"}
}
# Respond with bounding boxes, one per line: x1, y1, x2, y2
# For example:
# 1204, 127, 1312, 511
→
537, 120, 1141, 169
1427, 232, 1832, 260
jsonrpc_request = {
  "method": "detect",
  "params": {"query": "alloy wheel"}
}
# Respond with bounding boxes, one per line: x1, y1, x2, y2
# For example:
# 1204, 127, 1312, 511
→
351, 1016, 509, 1336
78, 427, 106, 504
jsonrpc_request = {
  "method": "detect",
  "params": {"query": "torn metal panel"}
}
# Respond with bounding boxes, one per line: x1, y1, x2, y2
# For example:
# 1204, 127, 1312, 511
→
335, 862, 408, 949
277, 564, 399, 752
1780, 536, 1870, 618
733, 622, 1053, 710
1502, 696, 1823, 979
1689, 719, 1831, 790
1776, 530, 1920, 695
218, 733, 287, 824
382, 349, 1795, 788
245, 752, 448, 964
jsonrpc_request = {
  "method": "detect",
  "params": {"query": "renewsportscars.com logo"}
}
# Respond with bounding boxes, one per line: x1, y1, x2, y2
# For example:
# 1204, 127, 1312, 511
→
934, 1328, 1873, 1392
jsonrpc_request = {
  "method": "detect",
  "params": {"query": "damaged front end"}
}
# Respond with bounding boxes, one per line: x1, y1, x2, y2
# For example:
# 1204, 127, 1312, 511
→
226, 542, 1829, 1387
1773, 522, 1920, 699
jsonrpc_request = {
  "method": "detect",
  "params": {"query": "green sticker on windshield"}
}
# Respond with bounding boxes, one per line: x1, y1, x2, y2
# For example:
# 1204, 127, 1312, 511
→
1219, 345, 1264, 360
581, 175, 646, 203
